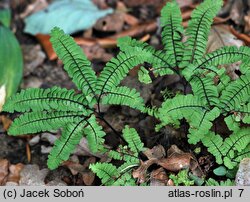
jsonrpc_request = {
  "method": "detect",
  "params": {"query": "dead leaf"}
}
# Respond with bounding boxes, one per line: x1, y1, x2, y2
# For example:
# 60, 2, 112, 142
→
94, 13, 125, 32
82, 171, 95, 185
81, 45, 113, 62
0, 159, 9, 185
7, 163, 24, 184
132, 159, 158, 183
157, 153, 193, 172
143, 145, 166, 160
150, 167, 168, 186
20, 0, 48, 19
230, 26, 250, 46
207, 25, 244, 80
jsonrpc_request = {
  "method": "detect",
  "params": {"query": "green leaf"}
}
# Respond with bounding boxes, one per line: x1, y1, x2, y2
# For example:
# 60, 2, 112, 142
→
138, 66, 152, 84
160, 0, 184, 66
181, 0, 223, 65
3, 87, 89, 113
0, 8, 11, 27
48, 120, 88, 170
0, 23, 23, 111
213, 166, 227, 176
101, 86, 145, 111
50, 27, 97, 100
122, 125, 144, 154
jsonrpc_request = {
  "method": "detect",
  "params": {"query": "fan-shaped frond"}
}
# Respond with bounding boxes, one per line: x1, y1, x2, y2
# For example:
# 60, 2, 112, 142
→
50, 27, 97, 99
8, 111, 85, 135
89, 162, 118, 185
84, 115, 106, 153
3, 87, 89, 113
101, 86, 145, 111
160, 0, 184, 66
122, 125, 144, 154
47, 119, 88, 170
219, 73, 250, 112
181, 0, 223, 66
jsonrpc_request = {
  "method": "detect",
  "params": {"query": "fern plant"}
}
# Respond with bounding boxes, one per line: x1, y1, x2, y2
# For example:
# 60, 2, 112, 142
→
90, 126, 144, 186
3, 0, 250, 178
3, 27, 152, 170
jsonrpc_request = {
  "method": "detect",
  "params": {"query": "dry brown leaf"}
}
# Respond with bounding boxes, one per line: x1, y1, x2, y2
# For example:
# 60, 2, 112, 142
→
0, 159, 9, 185
20, 0, 48, 19
150, 167, 168, 186
157, 153, 193, 172
7, 163, 24, 184
143, 145, 166, 160
207, 25, 244, 80
132, 159, 158, 183
0, 115, 12, 131
82, 171, 95, 185
94, 13, 125, 32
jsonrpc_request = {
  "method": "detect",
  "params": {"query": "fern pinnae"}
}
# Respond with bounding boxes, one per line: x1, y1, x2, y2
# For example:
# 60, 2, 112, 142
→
181, 0, 223, 66
193, 46, 250, 71
8, 111, 86, 135
3, 87, 89, 113
160, 0, 184, 66
50, 27, 97, 100
48, 118, 89, 170
100, 86, 145, 111
220, 73, 250, 111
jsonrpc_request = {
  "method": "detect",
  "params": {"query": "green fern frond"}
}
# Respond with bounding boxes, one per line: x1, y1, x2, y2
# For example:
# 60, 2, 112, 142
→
90, 162, 118, 185
96, 49, 152, 97
202, 132, 224, 164
190, 75, 219, 106
117, 36, 176, 76
101, 86, 145, 111
8, 111, 85, 135
48, 119, 88, 170
220, 73, 250, 112
202, 130, 250, 169
160, 0, 184, 66
181, 0, 223, 65
3, 87, 89, 113
192, 46, 250, 72
84, 115, 106, 153
50, 27, 97, 99
122, 125, 144, 154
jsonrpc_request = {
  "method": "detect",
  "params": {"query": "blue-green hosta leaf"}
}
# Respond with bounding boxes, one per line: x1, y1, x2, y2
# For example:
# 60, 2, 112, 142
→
0, 12, 23, 111
24, 0, 113, 35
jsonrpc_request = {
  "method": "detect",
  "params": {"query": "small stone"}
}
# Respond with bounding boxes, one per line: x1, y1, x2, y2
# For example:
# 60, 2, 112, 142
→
235, 158, 250, 186
29, 135, 40, 146
19, 165, 48, 185
41, 133, 57, 145
41, 145, 52, 154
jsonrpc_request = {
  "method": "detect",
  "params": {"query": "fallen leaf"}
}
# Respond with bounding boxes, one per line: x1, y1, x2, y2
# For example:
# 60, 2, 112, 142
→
207, 25, 244, 79
0, 115, 12, 131
37, 21, 154, 60
7, 163, 24, 184
230, 26, 250, 46
150, 167, 168, 186
132, 159, 158, 184
0, 159, 9, 185
143, 145, 166, 160
20, 0, 48, 18
24, 0, 113, 35
157, 153, 193, 172
94, 13, 125, 32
